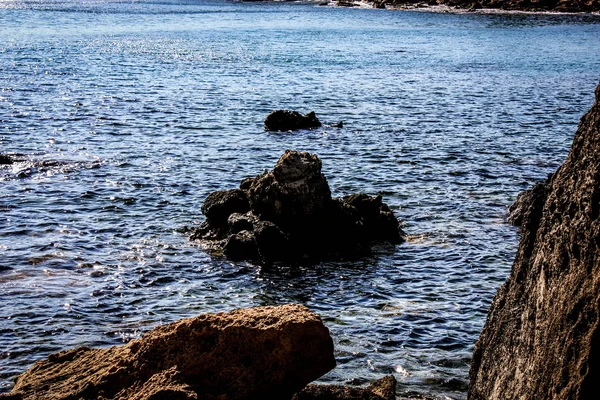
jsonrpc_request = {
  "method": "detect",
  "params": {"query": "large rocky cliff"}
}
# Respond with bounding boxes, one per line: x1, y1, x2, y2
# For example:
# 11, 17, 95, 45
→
468, 83, 600, 398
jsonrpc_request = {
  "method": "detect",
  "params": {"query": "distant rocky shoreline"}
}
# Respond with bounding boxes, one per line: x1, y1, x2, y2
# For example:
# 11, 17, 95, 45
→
316, 0, 600, 13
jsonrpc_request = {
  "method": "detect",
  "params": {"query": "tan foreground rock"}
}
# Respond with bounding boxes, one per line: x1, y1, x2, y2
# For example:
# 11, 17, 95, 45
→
1, 304, 335, 400
469, 84, 600, 398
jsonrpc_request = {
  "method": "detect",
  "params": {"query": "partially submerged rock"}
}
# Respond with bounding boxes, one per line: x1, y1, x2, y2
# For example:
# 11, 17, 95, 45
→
264, 110, 322, 132
469, 84, 600, 398
191, 150, 404, 264
293, 375, 397, 400
1, 304, 335, 400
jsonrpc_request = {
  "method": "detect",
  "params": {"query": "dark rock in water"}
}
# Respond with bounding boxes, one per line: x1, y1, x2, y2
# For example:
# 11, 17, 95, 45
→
248, 151, 331, 231
0, 154, 13, 165
227, 212, 259, 234
191, 150, 404, 264
223, 230, 259, 261
201, 189, 250, 230
254, 220, 291, 263
507, 175, 552, 227
0, 304, 335, 400
342, 193, 402, 243
469, 84, 600, 399
337, 1, 359, 6
293, 375, 397, 400
264, 110, 322, 132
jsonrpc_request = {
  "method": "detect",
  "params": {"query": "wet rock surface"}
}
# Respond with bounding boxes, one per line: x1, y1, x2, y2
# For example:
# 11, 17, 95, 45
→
293, 375, 397, 400
469, 84, 600, 398
292, 375, 396, 400
0, 304, 335, 400
190, 150, 404, 264
264, 110, 322, 132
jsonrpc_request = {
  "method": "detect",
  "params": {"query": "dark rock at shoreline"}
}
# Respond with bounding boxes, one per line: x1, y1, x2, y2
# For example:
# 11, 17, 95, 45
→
506, 174, 552, 227
469, 84, 600, 398
190, 150, 404, 264
265, 110, 322, 132
1, 304, 335, 400
293, 375, 397, 400
0, 155, 13, 165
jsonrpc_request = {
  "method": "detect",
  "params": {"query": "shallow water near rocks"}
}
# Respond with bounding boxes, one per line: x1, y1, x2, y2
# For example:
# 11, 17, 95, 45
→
1, 1, 599, 398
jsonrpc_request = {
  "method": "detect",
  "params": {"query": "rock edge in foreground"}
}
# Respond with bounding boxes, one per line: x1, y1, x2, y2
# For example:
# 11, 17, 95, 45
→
1, 304, 335, 400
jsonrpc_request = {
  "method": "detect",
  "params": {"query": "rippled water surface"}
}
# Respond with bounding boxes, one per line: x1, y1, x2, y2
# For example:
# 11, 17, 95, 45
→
1, 0, 600, 397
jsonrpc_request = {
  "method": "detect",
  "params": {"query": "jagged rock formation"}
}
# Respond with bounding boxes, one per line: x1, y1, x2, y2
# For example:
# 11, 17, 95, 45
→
293, 375, 397, 400
0, 304, 335, 400
264, 110, 322, 132
469, 84, 600, 399
190, 150, 404, 264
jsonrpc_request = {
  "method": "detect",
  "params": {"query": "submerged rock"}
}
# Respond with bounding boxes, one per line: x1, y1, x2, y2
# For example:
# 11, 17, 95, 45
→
264, 110, 322, 132
1, 304, 335, 400
469, 84, 600, 399
293, 375, 397, 400
191, 150, 404, 264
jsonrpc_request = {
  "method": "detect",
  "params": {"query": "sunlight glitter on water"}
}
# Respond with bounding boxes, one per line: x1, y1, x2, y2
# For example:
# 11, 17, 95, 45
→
1, 1, 600, 398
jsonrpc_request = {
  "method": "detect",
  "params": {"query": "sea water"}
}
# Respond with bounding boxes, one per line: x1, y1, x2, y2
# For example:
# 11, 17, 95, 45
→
1, 1, 599, 398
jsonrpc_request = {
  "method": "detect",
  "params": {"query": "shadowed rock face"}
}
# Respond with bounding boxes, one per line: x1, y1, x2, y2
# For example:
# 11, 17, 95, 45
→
1, 304, 335, 400
190, 150, 404, 264
469, 84, 600, 399
507, 175, 552, 227
293, 375, 397, 400
264, 110, 322, 132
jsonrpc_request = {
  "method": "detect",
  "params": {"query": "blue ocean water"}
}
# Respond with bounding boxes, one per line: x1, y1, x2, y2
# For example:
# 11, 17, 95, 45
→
1, 1, 599, 398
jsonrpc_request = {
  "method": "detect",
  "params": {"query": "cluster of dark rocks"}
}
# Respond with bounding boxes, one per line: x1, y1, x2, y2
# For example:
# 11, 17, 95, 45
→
190, 150, 403, 264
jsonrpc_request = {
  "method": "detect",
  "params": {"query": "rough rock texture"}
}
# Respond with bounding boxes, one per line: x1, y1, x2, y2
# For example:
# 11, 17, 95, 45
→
343, 0, 600, 12
293, 375, 397, 400
190, 150, 404, 264
507, 174, 552, 227
1, 304, 335, 400
469, 84, 600, 399
264, 110, 322, 132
